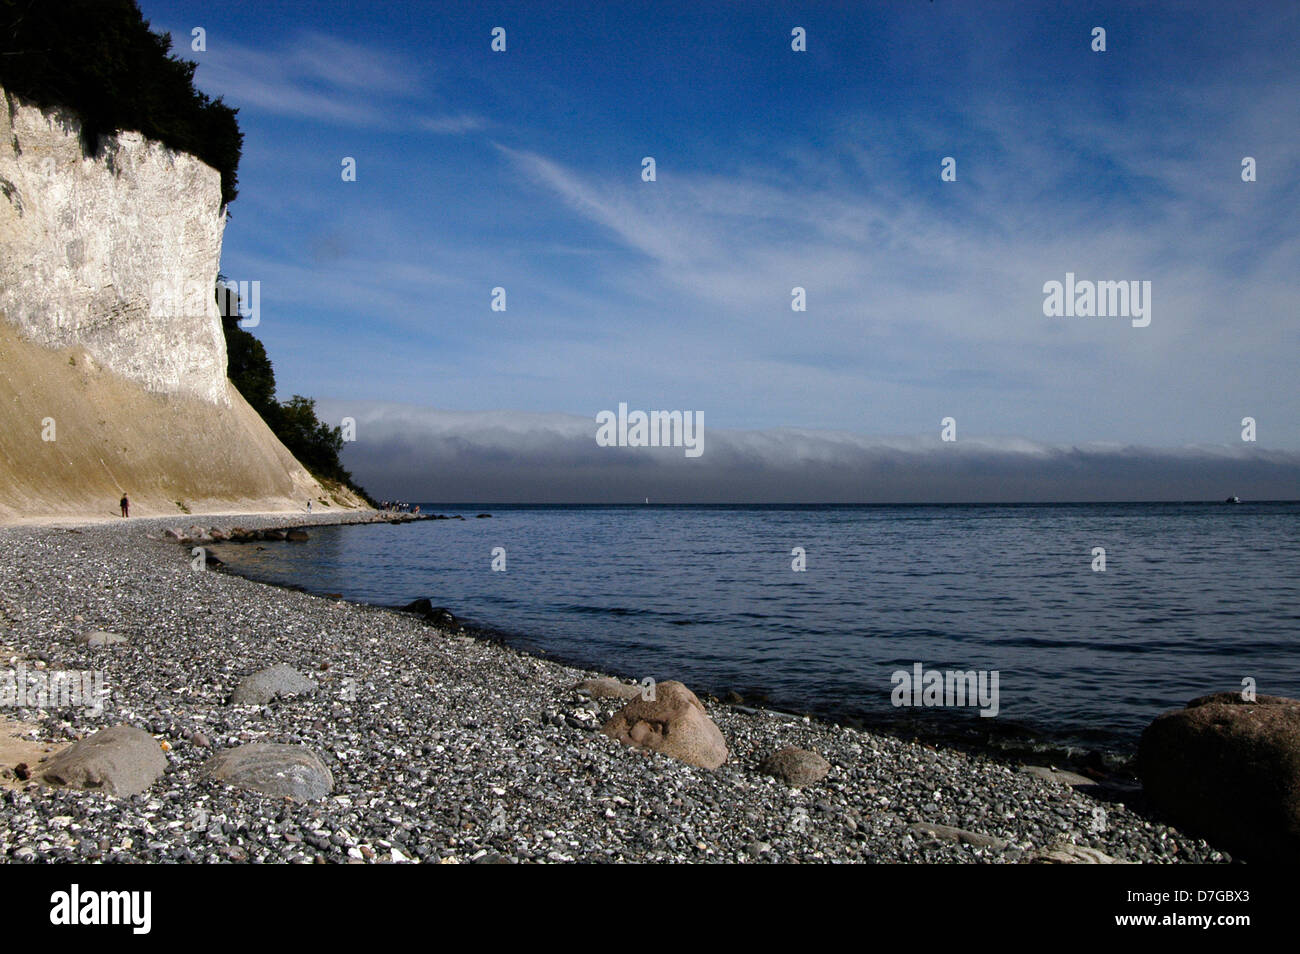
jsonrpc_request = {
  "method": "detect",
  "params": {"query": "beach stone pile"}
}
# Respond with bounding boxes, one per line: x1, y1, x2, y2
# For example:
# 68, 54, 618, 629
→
0, 513, 1239, 864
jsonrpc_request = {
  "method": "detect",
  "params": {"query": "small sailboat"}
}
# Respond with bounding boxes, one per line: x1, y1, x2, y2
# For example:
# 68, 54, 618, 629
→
1225, 495, 1241, 504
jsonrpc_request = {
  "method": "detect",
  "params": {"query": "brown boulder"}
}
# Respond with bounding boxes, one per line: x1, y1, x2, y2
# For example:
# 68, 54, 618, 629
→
40, 725, 167, 796
602, 680, 728, 769
1138, 692, 1300, 862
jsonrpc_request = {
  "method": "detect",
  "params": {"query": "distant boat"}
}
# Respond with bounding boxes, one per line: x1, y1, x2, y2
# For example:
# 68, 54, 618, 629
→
645, 497, 650, 505
1225, 495, 1241, 504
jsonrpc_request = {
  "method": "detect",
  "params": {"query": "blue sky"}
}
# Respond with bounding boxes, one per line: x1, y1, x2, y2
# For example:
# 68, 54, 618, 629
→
139, 0, 1299, 498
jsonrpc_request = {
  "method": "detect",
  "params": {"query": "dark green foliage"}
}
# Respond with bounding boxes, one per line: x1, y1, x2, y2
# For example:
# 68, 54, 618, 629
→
220, 308, 277, 422
216, 281, 373, 503
0, 0, 242, 205
276, 395, 351, 485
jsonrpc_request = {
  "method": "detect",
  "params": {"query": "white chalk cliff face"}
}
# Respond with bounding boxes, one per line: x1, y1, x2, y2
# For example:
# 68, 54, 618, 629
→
0, 85, 366, 520
0, 84, 230, 406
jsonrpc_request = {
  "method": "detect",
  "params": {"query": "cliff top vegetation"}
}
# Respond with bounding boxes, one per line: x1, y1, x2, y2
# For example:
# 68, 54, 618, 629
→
0, 0, 242, 206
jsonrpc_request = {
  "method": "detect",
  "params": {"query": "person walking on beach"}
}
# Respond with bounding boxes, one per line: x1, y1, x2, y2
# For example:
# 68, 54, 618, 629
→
307, 500, 312, 513
119, 493, 130, 518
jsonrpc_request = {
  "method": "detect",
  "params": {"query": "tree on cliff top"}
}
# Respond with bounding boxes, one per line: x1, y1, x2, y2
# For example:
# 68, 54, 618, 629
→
0, 0, 242, 206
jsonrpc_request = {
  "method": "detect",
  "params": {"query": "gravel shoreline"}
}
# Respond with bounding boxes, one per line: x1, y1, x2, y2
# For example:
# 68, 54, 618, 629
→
0, 514, 1229, 863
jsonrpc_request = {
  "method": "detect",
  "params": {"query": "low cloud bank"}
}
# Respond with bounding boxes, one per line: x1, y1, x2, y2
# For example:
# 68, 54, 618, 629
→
321, 401, 1300, 504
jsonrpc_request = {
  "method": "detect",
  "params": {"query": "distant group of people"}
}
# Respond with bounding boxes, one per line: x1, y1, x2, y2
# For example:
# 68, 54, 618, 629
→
380, 500, 417, 513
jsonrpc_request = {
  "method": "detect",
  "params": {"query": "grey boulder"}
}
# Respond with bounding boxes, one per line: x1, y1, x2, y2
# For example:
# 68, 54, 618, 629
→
759, 746, 831, 787
229, 664, 317, 705
206, 743, 333, 801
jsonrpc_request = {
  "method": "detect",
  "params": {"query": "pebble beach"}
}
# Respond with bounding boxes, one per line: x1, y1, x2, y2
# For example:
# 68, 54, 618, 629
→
0, 514, 1229, 864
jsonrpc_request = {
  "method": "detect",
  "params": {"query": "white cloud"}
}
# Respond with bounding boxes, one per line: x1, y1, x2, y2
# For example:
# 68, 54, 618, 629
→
321, 401, 1300, 504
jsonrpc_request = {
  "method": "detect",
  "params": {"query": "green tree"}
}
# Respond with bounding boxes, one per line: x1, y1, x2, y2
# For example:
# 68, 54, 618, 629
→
218, 281, 277, 422
216, 280, 372, 503
0, 0, 243, 205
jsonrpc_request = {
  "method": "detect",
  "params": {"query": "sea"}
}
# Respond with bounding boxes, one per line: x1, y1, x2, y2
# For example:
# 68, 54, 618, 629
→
209, 502, 1300, 759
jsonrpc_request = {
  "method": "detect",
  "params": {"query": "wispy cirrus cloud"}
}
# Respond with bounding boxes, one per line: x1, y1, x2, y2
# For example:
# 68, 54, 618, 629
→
419, 113, 489, 135
161, 0, 1299, 463
479, 69, 1298, 445
187, 30, 412, 125
184, 28, 486, 135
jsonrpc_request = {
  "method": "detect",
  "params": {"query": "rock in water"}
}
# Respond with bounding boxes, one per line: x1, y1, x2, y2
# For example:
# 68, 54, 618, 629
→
40, 725, 167, 796
400, 599, 457, 628
571, 677, 642, 700
759, 746, 831, 787
1138, 692, 1300, 863
206, 743, 333, 801
285, 529, 309, 541
229, 664, 318, 705
602, 680, 728, 769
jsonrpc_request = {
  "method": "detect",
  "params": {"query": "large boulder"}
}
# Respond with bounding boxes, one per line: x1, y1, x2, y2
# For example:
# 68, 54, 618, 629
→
206, 743, 333, 801
229, 664, 317, 705
40, 725, 167, 796
601, 680, 728, 769
1138, 692, 1300, 862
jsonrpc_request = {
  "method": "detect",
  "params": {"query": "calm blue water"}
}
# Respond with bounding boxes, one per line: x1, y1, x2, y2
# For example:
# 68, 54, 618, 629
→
211, 503, 1300, 754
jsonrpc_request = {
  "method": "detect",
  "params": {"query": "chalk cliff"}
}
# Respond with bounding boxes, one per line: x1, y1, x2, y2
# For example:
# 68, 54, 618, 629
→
0, 85, 363, 521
